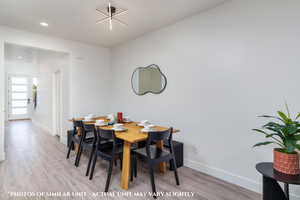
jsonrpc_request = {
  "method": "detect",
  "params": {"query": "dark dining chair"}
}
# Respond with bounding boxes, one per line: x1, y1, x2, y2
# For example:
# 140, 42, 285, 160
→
66, 120, 95, 167
132, 128, 180, 198
87, 127, 124, 192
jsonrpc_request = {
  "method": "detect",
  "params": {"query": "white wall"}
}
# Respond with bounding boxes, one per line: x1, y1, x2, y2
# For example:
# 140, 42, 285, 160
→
5, 61, 38, 76
0, 25, 111, 159
31, 50, 69, 134
0, 38, 4, 161
110, 0, 300, 198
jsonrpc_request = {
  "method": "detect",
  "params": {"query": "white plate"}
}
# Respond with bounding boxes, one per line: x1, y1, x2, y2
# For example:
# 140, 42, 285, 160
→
83, 119, 94, 122
138, 123, 149, 127
95, 123, 108, 127
141, 128, 155, 132
112, 128, 127, 132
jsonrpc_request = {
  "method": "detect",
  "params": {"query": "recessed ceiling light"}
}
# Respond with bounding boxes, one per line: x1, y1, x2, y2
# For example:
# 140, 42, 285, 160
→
17, 56, 23, 60
40, 22, 49, 27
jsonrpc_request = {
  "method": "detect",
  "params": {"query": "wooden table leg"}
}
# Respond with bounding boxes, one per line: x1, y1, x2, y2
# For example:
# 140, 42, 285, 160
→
156, 140, 166, 173
121, 141, 131, 190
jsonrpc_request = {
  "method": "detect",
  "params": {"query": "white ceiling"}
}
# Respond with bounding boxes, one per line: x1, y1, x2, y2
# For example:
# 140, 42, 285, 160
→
0, 0, 227, 47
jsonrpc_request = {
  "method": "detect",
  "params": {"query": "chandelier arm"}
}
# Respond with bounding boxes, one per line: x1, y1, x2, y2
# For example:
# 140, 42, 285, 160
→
96, 17, 110, 24
96, 8, 109, 17
113, 18, 128, 26
113, 9, 128, 17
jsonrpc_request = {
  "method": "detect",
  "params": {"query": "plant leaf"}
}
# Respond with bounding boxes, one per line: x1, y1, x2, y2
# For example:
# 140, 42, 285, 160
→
265, 133, 281, 138
294, 135, 300, 140
284, 139, 296, 153
253, 141, 274, 148
263, 122, 285, 139
296, 113, 300, 120
277, 111, 291, 124
286, 125, 298, 135
295, 144, 300, 151
258, 115, 283, 122
252, 129, 268, 134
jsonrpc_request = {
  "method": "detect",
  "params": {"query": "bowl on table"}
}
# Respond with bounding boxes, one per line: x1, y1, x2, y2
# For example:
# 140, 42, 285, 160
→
83, 116, 93, 122
113, 123, 127, 131
141, 124, 156, 132
95, 119, 107, 127
138, 120, 150, 127
123, 116, 132, 123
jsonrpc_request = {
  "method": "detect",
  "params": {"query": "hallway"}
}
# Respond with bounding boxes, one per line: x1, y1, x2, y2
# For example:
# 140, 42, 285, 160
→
0, 120, 260, 200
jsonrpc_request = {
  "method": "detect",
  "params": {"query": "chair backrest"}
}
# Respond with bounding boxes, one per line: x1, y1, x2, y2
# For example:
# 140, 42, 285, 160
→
96, 127, 117, 145
147, 128, 173, 144
146, 128, 174, 159
72, 120, 93, 141
73, 120, 84, 130
97, 128, 115, 139
83, 124, 96, 138
93, 128, 118, 158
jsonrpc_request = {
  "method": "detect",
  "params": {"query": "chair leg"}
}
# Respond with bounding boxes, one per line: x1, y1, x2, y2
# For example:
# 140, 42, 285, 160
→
105, 160, 114, 192
89, 153, 98, 180
67, 141, 74, 159
74, 145, 80, 166
86, 147, 95, 176
131, 157, 134, 182
134, 155, 137, 178
148, 162, 157, 199
171, 157, 180, 185
119, 157, 123, 171
75, 145, 83, 167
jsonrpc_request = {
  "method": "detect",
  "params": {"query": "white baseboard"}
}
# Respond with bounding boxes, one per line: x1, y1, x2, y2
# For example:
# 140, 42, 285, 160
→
185, 159, 300, 200
31, 120, 52, 135
60, 136, 67, 146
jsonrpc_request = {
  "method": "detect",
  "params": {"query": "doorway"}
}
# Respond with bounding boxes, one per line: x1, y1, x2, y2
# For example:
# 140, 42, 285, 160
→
7, 75, 33, 120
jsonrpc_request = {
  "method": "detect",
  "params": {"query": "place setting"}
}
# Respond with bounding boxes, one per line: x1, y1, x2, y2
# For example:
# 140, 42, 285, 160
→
138, 120, 156, 132
82, 114, 95, 122
112, 123, 127, 132
94, 119, 108, 127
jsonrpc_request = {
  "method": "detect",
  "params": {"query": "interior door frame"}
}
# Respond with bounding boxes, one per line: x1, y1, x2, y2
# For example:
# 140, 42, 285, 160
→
6, 74, 33, 121
52, 70, 63, 137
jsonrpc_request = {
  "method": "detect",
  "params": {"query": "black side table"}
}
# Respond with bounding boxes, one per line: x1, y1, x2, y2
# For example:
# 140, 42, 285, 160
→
256, 162, 300, 200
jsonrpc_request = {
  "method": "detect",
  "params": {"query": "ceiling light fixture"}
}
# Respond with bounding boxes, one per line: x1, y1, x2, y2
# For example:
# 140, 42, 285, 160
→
40, 22, 49, 27
17, 56, 23, 60
96, 2, 128, 31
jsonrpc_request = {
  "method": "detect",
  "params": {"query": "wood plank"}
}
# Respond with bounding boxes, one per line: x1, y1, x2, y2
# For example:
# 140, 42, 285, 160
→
121, 141, 131, 190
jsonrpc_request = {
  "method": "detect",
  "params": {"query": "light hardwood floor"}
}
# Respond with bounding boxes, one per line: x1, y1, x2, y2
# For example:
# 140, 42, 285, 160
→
0, 120, 261, 200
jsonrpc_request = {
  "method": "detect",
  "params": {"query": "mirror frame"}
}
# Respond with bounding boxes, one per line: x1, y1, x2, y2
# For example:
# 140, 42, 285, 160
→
131, 64, 167, 96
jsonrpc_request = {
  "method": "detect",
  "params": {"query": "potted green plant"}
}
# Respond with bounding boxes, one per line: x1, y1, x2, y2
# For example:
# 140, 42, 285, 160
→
253, 104, 300, 175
